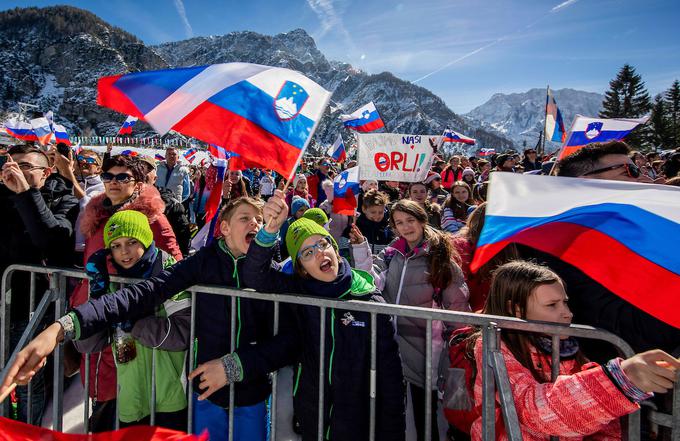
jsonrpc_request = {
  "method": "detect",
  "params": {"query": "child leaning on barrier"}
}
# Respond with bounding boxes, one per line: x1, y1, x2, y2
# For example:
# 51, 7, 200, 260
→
1, 197, 275, 441
188, 190, 406, 441
464, 260, 679, 441
74, 210, 190, 431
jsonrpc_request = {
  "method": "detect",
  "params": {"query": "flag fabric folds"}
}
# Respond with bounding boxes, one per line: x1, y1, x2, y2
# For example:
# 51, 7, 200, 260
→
341, 102, 385, 132
183, 147, 197, 163
4, 119, 38, 142
155, 153, 165, 161
0, 416, 207, 440
558, 115, 648, 160
29, 117, 52, 145
478, 148, 495, 157
328, 134, 346, 163
118, 116, 139, 135
442, 128, 475, 145
545, 88, 566, 143
471, 173, 680, 328
53, 123, 71, 145
332, 166, 361, 215
98, 63, 331, 178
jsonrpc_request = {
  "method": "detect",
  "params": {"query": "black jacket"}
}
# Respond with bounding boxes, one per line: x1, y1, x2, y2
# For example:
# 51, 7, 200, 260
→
355, 211, 394, 254
239, 240, 406, 441
518, 245, 680, 356
157, 187, 193, 257
0, 175, 78, 320
72, 240, 273, 407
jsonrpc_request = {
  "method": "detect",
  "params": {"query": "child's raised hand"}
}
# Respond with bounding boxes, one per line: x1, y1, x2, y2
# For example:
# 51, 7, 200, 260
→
188, 359, 229, 401
620, 349, 680, 394
263, 190, 288, 233
349, 224, 365, 245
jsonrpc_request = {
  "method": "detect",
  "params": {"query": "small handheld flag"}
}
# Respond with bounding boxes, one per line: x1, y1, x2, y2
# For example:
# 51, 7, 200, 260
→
332, 167, 361, 215
29, 117, 52, 146
341, 102, 385, 132
155, 153, 165, 161
118, 116, 138, 135
328, 134, 346, 163
442, 128, 475, 145
183, 147, 197, 163
3, 119, 38, 142
545, 88, 566, 143
53, 123, 71, 146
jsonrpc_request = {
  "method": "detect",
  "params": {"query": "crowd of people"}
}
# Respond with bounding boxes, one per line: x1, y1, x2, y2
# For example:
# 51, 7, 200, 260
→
0, 140, 679, 441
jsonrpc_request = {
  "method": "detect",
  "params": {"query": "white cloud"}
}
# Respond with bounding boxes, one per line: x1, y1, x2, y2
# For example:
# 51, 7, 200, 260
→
173, 0, 193, 38
306, 0, 357, 60
551, 0, 579, 13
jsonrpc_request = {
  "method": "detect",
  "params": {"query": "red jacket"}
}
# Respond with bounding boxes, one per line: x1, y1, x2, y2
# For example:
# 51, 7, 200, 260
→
470, 340, 639, 441
450, 235, 489, 312
71, 184, 182, 402
442, 166, 463, 190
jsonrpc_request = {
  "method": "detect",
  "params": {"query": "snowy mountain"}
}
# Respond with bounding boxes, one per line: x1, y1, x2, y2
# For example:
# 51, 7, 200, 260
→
0, 5, 514, 151
464, 88, 604, 150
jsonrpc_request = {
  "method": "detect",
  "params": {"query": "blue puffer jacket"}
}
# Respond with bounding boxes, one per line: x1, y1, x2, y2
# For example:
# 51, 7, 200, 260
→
237, 236, 406, 441
70, 239, 273, 408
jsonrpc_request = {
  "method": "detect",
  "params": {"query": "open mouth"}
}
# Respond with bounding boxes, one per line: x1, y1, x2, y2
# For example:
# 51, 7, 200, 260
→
245, 231, 257, 243
319, 259, 332, 272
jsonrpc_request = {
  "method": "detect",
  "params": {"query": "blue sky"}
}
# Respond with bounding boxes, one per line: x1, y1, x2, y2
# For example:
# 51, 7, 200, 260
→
2, 0, 679, 113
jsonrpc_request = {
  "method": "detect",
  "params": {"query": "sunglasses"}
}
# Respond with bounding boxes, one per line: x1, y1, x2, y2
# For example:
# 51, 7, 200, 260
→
582, 162, 640, 179
101, 172, 135, 183
297, 237, 333, 262
77, 155, 98, 164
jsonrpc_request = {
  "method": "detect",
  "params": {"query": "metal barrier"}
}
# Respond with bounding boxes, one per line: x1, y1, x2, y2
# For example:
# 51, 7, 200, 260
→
1, 264, 678, 441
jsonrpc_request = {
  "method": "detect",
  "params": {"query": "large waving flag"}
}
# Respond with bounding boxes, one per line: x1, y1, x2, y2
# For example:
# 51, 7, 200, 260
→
333, 166, 361, 215
341, 101, 385, 132
471, 173, 680, 328
30, 117, 52, 145
558, 115, 648, 160
53, 123, 71, 146
545, 88, 566, 143
328, 133, 346, 163
3, 119, 38, 142
98, 63, 331, 178
118, 115, 138, 135
442, 128, 476, 145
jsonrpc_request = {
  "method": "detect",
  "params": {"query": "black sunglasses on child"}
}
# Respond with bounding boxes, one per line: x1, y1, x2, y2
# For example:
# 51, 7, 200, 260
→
582, 162, 640, 179
101, 172, 135, 183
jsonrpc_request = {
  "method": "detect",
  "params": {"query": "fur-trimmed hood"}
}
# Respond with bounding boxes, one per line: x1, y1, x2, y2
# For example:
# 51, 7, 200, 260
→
80, 184, 166, 239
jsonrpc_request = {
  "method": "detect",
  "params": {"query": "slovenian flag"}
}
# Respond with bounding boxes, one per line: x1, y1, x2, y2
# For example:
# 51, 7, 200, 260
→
558, 115, 648, 160
53, 123, 71, 146
341, 102, 385, 132
208, 144, 228, 160
471, 172, 680, 328
120, 149, 138, 157
545, 88, 566, 143
4, 119, 38, 142
155, 153, 165, 161
442, 128, 475, 145
98, 63, 331, 178
478, 148, 495, 157
328, 134, 346, 163
332, 166, 361, 215
118, 116, 138, 135
30, 117, 53, 145
183, 147, 197, 163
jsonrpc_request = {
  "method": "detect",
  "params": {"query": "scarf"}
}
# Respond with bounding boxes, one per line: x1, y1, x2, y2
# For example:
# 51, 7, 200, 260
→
301, 257, 353, 299
112, 242, 161, 279
535, 335, 580, 359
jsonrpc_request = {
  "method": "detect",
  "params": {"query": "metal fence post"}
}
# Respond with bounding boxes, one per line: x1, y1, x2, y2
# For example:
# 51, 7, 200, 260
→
424, 318, 433, 441
317, 306, 327, 441
481, 324, 496, 440
228, 296, 237, 441
369, 311, 377, 441
490, 327, 523, 441
270, 301, 280, 441
51, 272, 66, 432
187, 291, 197, 434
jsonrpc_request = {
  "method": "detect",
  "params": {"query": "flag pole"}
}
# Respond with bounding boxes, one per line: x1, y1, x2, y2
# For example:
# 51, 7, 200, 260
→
549, 114, 577, 176
541, 85, 549, 157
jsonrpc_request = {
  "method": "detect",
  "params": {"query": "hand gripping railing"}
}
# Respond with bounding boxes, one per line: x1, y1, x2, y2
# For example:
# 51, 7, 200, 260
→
2, 264, 677, 441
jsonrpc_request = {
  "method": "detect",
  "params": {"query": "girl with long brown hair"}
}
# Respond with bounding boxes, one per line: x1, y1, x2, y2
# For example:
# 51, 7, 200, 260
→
441, 181, 475, 233
350, 199, 470, 441
467, 260, 679, 441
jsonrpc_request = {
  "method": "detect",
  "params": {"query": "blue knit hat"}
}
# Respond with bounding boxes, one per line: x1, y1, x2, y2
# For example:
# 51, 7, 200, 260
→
291, 196, 310, 216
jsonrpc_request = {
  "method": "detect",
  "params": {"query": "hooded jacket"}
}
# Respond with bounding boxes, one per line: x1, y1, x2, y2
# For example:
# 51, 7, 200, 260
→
238, 236, 406, 441
352, 237, 471, 387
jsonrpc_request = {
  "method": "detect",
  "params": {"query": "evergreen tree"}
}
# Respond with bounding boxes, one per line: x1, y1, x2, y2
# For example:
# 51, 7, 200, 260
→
650, 94, 672, 150
664, 79, 680, 148
600, 64, 652, 149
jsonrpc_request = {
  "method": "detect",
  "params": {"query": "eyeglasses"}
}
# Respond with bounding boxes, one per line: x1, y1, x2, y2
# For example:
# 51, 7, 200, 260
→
297, 237, 333, 262
77, 155, 98, 164
17, 162, 47, 171
582, 162, 640, 179
101, 172, 135, 183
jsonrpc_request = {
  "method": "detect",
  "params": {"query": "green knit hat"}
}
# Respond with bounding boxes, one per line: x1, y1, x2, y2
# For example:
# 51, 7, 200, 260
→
302, 208, 329, 227
104, 210, 153, 249
285, 218, 338, 267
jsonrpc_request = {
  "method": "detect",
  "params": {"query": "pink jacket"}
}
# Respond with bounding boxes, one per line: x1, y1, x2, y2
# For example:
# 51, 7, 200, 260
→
471, 340, 639, 441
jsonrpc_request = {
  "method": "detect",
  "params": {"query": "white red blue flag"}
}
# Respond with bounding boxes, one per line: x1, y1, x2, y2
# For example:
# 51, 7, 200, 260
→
341, 102, 385, 132
328, 134, 346, 163
183, 147, 197, 163
118, 116, 138, 135
472, 173, 680, 328
558, 115, 648, 160
332, 166, 361, 215
155, 153, 165, 161
98, 63, 331, 178
545, 88, 566, 143
442, 128, 475, 145
478, 148, 496, 157
4, 119, 38, 142
53, 123, 71, 146
30, 117, 52, 145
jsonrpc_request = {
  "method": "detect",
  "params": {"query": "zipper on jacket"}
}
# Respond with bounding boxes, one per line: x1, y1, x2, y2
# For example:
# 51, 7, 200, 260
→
227, 248, 245, 349
393, 257, 410, 331
325, 404, 334, 440
292, 363, 303, 396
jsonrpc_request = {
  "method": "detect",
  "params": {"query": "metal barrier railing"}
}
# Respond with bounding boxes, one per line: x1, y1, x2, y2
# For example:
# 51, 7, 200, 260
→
1, 264, 678, 441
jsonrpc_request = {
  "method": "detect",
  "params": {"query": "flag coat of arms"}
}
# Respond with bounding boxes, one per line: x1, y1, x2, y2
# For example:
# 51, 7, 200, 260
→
472, 173, 680, 328
341, 101, 385, 132
332, 167, 361, 215
98, 63, 331, 178
558, 115, 648, 159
